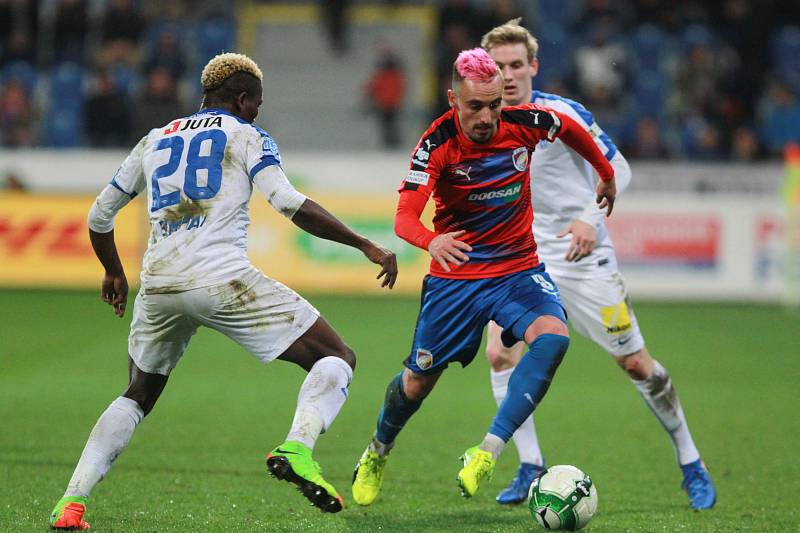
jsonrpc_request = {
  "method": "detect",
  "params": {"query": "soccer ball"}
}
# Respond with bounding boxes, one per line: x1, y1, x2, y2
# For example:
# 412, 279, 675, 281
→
528, 465, 598, 531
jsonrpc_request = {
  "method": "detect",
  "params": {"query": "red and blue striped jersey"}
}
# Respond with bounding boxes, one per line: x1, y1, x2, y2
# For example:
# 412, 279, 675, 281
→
396, 103, 613, 279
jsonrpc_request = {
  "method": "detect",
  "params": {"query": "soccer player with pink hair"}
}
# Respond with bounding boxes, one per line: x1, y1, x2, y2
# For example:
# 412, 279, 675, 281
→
351, 48, 617, 504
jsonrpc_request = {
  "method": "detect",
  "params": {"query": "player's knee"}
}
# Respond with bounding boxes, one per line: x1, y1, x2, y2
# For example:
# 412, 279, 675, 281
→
618, 350, 650, 380
333, 344, 356, 371
485, 343, 514, 371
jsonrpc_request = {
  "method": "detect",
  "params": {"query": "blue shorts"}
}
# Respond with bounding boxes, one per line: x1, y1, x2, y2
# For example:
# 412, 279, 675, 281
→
404, 265, 566, 374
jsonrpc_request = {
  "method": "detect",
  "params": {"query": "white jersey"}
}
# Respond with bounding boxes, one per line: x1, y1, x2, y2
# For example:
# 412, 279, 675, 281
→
107, 108, 298, 293
530, 90, 631, 280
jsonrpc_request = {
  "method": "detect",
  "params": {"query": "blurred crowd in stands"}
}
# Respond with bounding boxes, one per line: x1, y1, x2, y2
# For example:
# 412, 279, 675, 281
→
0, 0, 232, 148
433, 0, 800, 160
1, 0, 800, 160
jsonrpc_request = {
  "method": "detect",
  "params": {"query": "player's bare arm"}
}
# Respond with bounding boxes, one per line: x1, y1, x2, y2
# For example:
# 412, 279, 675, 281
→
88, 229, 128, 317
291, 199, 398, 288
428, 230, 473, 273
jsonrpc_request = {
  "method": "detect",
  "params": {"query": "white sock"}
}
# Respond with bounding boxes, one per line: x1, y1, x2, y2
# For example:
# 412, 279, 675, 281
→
480, 433, 506, 460
286, 356, 352, 450
64, 396, 144, 498
632, 360, 700, 465
369, 438, 393, 458
491, 368, 544, 466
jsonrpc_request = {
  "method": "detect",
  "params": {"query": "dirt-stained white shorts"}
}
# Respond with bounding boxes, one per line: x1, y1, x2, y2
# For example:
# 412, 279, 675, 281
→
128, 268, 320, 375
554, 272, 645, 357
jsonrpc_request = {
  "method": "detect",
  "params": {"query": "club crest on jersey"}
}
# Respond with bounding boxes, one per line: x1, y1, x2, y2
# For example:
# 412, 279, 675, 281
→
512, 146, 529, 171
416, 348, 433, 370
261, 135, 281, 163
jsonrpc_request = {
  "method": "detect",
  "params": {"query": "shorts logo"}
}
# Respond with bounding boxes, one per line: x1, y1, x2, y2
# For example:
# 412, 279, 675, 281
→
416, 348, 433, 370
512, 146, 529, 171
405, 170, 430, 186
600, 301, 632, 334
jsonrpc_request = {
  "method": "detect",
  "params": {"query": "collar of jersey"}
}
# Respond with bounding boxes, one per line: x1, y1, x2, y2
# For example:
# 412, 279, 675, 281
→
454, 108, 505, 148
192, 107, 250, 125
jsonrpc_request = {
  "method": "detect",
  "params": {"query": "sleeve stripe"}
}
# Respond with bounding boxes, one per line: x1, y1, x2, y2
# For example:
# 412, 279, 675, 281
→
110, 178, 137, 198
249, 156, 281, 179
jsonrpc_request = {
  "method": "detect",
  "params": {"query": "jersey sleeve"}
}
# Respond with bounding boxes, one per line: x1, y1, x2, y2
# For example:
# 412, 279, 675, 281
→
504, 104, 614, 181
547, 98, 618, 161
244, 126, 283, 179
394, 132, 446, 249
398, 135, 443, 195
110, 135, 148, 198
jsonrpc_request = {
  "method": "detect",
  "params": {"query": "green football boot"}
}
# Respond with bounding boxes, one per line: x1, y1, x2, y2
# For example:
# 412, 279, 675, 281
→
50, 496, 90, 530
351, 445, 388, 506
267, 441, 344, 513
456, 445, 496, 498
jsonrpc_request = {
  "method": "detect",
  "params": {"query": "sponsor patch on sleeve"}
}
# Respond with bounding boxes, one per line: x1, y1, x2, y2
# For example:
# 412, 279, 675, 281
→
405, 170, 430, 186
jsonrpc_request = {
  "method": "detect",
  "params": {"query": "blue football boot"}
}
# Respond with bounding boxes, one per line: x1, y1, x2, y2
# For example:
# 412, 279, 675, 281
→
496, 462, 546, 504
680, 459, 717, 510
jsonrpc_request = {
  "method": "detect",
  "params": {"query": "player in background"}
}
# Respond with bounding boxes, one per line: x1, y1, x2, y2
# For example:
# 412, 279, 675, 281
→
351, 48, 616, 505
49, 53, 398, 530
481, 19, 716, 510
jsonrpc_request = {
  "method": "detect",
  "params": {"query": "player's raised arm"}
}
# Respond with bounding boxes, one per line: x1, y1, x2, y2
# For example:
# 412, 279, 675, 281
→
253, 165, 397, 289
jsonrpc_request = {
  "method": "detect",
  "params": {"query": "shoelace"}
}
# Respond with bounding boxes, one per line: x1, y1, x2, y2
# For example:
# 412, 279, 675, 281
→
474, 455, 493, 479
510, 471, 532, 491
362, 453, 384, 476
682, 469, 706, 492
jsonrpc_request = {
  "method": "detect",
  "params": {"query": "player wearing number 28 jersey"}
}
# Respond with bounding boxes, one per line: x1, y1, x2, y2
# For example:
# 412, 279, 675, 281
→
49, 53, 398, 530
114, 107, 287, 292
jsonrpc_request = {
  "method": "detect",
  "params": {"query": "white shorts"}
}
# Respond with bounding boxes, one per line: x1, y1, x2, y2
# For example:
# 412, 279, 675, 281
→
128, 268, 320, 375
554, 272, 645, 357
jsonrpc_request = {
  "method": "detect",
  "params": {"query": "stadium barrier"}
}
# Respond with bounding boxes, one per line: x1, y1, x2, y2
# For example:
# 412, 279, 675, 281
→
0, 151, 793, 300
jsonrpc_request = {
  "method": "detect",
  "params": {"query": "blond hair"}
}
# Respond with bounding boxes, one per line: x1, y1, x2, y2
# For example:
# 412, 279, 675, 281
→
201, 53, 263, 92
480, 18, 539, 62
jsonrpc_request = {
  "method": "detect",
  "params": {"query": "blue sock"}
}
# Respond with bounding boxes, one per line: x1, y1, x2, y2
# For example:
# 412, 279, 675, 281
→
488, 334, 569, 442
375, 371, 423, 445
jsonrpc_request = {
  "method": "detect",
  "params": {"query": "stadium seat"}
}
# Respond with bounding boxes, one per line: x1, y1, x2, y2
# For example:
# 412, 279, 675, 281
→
630, 25, 666, 74
109, 63, 136, 96
1, 61, 37, 94
44, 108, 84, 148
771, 25, 800, 94
196, 17, 236, 65
680, 24, 716, 52
633, 71, 668, 116
535, 26, 572, 88
50, 62, 84, 106
535, 0, 573, 28
45, 62, 85, 147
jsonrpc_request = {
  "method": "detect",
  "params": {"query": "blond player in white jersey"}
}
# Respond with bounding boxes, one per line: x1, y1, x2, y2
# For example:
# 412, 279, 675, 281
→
481, 20, 716, 510
49, 53, 398, 530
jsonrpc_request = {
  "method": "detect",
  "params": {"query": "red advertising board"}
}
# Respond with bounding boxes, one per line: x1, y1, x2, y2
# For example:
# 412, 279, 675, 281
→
606, 214, 720, 268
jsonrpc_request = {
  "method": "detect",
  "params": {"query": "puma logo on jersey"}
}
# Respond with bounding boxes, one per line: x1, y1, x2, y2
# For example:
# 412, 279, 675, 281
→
454, 166, 473, 181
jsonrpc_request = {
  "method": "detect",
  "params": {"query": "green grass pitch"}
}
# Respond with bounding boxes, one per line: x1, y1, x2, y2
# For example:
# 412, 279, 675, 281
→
1, 289, 798, 532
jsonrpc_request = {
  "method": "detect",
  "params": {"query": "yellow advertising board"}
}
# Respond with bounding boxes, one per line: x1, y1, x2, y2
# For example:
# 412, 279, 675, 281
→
247, 193, 432, 294
0, 193, 146, 288
0, 192, 433, 295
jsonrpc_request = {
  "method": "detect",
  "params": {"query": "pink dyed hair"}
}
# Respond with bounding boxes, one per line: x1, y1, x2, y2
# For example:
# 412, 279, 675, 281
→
453, 48, 500, 84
